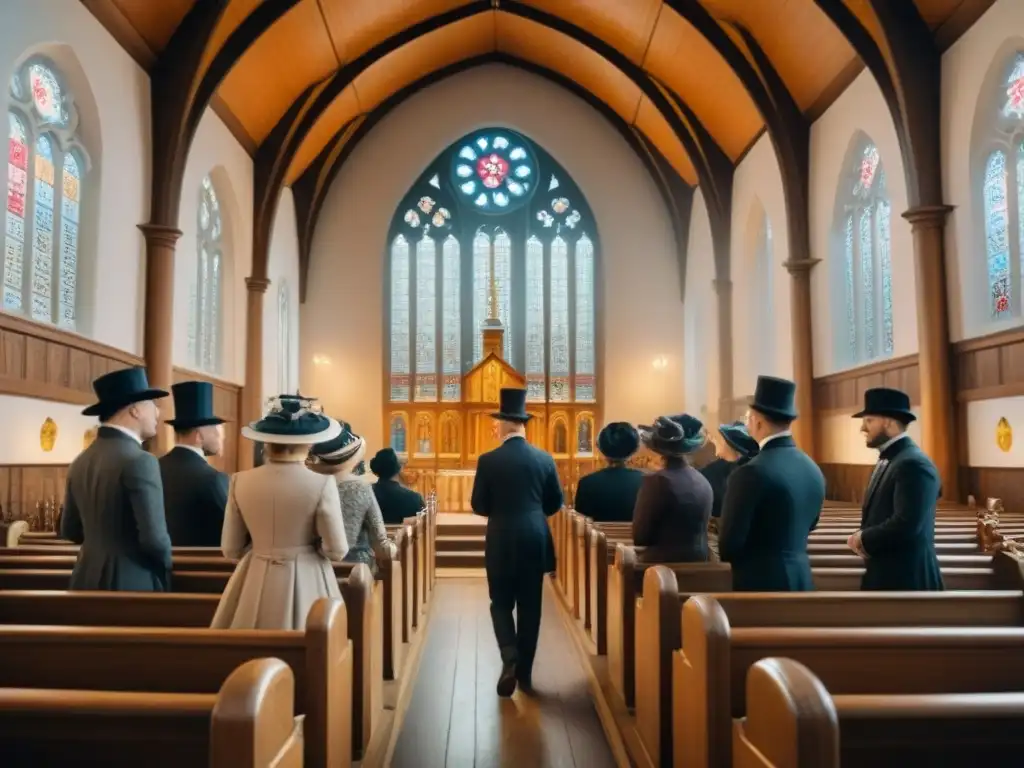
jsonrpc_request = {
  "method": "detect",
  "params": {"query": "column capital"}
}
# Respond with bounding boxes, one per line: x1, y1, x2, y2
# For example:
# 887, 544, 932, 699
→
137, 223, 183, 248
902, 205, 954, 228
245, 276, 271, 294
783, 257, 821, 275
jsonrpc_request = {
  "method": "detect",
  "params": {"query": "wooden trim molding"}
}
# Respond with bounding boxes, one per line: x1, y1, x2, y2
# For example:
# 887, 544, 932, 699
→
953, 326, 1024, 402
813, 354, 921, 414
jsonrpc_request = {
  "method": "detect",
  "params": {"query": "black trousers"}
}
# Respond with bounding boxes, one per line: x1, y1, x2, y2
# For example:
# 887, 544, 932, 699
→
486, 565, 545, 678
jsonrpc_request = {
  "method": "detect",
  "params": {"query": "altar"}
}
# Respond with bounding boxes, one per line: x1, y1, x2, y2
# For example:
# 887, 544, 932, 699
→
436, 469, 476, 514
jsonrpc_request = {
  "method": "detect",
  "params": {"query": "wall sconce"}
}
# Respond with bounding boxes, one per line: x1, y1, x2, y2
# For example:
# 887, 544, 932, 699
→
652, 355, 669, 371
312, 355, 331, 366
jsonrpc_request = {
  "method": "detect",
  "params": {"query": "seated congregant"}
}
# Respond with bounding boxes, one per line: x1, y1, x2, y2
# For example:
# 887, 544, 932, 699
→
370, 448, 425, 524
309, 422, 396, 575
632, 415, 713, 563
211, 395, 349, 630
160, 381, 229, 547
574, 422, 644, 523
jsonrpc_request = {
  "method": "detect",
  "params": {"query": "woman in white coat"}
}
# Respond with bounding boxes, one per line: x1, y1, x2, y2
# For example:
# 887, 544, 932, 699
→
211, 395, 349, 630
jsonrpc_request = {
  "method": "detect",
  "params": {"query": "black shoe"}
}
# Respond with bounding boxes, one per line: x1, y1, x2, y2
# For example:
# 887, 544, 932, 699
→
497, 662, 517, 697
516, 673, 533, 693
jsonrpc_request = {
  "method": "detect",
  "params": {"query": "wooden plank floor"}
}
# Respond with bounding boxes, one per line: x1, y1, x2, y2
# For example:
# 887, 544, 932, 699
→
390, 577, 617, 767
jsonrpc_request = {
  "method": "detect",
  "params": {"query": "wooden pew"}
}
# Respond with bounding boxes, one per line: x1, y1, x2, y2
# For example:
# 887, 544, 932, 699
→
734, 656, 1024, 768
0, 566, 380, 762
0, 657, 303, 768
0, 597, 350, 768
674, 593, 1024, 768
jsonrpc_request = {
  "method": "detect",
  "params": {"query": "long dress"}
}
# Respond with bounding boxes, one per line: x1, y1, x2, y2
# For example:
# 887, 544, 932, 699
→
338, 476, 396, 575
210, 459, 350, 630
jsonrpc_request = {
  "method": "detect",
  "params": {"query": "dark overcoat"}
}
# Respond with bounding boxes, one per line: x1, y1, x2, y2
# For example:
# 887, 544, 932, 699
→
372, 479, 425, 525
159, 446, 228, 547
699, 458, 739, 519
718, 435, 825, 591
574, 465, 644, 523
471, 436, 563, 578
633, 461, 712, 563
859, 436, 944, 591
61, 427, 173, 591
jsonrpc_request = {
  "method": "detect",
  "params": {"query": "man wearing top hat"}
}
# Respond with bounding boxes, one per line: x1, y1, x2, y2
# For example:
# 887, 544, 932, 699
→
61, 366, 173, 591
159, 381, 229, 547
574, 422, 644, 523
471, 388, 564, 697
847, 388, 943, 591
719, 376, 826, 591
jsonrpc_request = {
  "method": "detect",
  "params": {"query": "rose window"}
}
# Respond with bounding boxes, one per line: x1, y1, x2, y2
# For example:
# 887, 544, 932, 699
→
451, 132, 536, 212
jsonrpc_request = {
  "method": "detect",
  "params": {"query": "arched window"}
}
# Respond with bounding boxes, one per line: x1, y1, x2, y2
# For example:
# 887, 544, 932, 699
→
835, 140, 893, 367
278, 280, 290, 393
979, 53, 1024, 321
194, 174, 223, 374
386, 129, 598, 405
4, 58, 89, 329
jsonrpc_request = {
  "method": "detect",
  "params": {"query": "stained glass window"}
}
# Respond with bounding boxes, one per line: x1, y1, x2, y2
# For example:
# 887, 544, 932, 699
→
390, 415, 407, 454
525, 235, 545, 401
3, 59, 86, 328
390, 235, 411, 401
414, 236, 437, 401
195, 175, 223, 374
278, 281, 290, 394
451, 131, 536, 212
575, 234, 595, 401
493, 229, 513, 361
1004, 54, 1024, 118
837, 140, 893, 366
549, 236, 570, 401
441, 235, 461, 401
472, 230, 490, 364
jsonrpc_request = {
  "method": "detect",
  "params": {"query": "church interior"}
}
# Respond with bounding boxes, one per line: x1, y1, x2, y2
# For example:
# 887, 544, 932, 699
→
2, 0, 1024, 765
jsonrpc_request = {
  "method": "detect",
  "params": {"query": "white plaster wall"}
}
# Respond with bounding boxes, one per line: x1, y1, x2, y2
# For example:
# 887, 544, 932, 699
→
265, 189, 301, 401
683, 189, 717, 419
0, 0, 150, 355
964, 397, 1024, 467
0, 395, 98, 465
818, 411, 923, 465
809, 68, 917, 376
174, 107, 254, 385
943, 0, 1024, 341
730, 131, 793, 395
301, 64, 683, 453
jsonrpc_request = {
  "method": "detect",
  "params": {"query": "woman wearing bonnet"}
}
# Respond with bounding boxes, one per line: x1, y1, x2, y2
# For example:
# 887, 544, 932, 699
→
308, 421, 396, 574
211, 395, 350, 630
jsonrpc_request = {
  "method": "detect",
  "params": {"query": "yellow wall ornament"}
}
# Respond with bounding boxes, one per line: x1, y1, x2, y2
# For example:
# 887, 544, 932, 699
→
997, 417, 1013, 453
40, 417, 58, 452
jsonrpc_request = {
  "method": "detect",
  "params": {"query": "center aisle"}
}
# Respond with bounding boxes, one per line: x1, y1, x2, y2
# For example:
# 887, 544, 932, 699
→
388, 577, 618, 767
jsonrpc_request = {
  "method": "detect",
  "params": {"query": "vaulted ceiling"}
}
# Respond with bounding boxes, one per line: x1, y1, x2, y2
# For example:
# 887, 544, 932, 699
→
88, 0, 990, 188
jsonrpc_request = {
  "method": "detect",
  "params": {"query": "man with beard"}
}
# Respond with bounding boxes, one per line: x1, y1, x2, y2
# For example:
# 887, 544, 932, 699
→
847, 387, 943, 591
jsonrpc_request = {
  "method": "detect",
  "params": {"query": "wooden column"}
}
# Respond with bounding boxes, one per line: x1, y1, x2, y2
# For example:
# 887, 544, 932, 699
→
784, 257, 820, 458
139, 223, 181, 456
904, 205, 958, 500
713, 278, 734, 421
239, 276, 270, 471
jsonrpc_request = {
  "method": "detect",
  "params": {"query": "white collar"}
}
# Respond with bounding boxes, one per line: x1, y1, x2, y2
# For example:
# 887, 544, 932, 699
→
101, 423, 142, 445
878, 432, 909, 455
758, 431, 792, 450
503, 433, 526, 443
174, 444, 207, 460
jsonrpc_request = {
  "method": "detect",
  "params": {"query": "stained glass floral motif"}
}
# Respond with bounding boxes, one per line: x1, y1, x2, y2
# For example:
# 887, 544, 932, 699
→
854, 144, 880, 197
1005, 54, 1024, 118
195, 175, 223, 373
30, 135, 54, 322
452, 131, 536, 212
472, 230, 490, 364
28, 64, 64, 125
525, 236, 545, 401
404, 209, 420, 228
390, 235, 411, 401
575, 235, 596, 401
418, 196, 435, 214
414, 236, 437, 401
5, 112, 27, 312
441, 235, 461, 401
549, 236, 570, 402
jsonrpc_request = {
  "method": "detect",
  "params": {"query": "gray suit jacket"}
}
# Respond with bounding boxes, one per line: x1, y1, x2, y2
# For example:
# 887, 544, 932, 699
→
61, 426, 173, 591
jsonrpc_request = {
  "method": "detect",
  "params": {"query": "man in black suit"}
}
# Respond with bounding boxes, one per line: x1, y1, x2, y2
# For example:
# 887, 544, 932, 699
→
471, 388, 563, 697
847, 388, 943, 591
159, 381, 229, 547
369, 448, 425, 524
719, 376, 825, 591
574, 422, 644, 523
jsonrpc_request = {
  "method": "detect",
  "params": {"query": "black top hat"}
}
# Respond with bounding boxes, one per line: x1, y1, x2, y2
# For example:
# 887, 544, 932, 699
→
491, 388, 532, 423
598, 422, 640, 461
719, 421, 759, 459
640, 414, 706, 457
82, 366, 169, 417
166, 381, 226, 429
241, 395, 341, 445
369, 448, 402, 480
310, 421, 364, 464
852, 387, 916, 424
749, 376, 799, 422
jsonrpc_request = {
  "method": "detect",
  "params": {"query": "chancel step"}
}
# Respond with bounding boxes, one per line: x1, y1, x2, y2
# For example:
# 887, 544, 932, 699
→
435, 514, 486, 570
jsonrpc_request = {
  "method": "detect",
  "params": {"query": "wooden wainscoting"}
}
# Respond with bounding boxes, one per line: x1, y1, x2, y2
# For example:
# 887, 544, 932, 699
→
171, 368, 242, 473
960, 467, 1024, 514
819, 463, 873, 504
0, 464, 68, 525
953, 327, 1024, 402
813, 354, 921, 414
